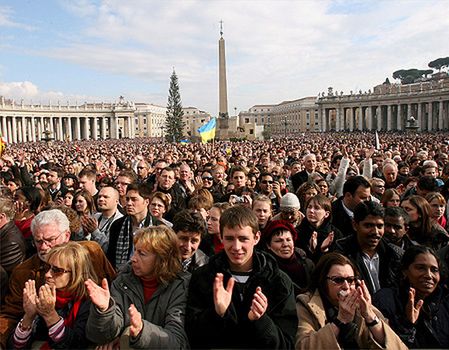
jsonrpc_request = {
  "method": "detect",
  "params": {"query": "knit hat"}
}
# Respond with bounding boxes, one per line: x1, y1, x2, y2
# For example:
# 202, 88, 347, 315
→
263, 219, 298, 242
280, 193, 300, 210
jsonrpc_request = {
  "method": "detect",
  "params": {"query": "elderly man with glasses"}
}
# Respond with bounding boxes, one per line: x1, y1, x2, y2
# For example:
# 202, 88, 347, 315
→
0, 209, 115, 348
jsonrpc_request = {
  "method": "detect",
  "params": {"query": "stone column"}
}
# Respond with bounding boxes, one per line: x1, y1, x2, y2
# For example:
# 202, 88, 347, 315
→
92, 117, 98, 140
101, 117, 106, 139
397, 104, 402, 131
68, 117, 73, 141
358, 106, 363, 130
428, 102, 433, 131
58, 116, 63, 141
30, 117, 36, 142
83, 117, 89, 140
11, 116, 17, 143
376, 106, 382, 130
335, 108, 340, 131
366, 106, 372, 130
348, 108, 354, 131
321, 108, 326, 132
50, 116, 55, 137
75, 117, 80, 140
111, 115, 118, 139
438, 101, 444, 130
416, 104, 421, 131
386, 105, 392, 131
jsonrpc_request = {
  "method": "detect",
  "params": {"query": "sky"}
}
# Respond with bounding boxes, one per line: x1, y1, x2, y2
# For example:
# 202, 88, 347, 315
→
0, 0, 448, 116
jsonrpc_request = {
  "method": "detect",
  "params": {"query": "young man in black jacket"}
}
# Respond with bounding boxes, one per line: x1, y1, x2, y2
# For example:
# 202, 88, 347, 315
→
186, 205, 297, 349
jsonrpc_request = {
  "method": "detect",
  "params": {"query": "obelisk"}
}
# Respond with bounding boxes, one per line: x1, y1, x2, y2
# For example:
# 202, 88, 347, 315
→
218, 21, 229, 135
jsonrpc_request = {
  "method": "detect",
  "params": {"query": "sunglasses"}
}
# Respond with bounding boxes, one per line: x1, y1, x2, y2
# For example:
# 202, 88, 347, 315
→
45, 264, 71, 276
261, 180, 273, 184
202, 176, 214, 181
327, 276, 359, 285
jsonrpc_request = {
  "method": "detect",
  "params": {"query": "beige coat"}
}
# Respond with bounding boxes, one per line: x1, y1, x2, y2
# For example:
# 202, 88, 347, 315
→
296, 290, 408, 350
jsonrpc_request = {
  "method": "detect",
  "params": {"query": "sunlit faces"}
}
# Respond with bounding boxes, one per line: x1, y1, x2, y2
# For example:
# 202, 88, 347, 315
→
222, 225, 260, 272
353, 215, 384, 252
74, 195, 88, 213
177, 230, 201, 261
158, 169, 176, 190
252, 200, 272, 228
267, 230, 294, 259
345, 186, 371, 211
259, 175, 274, 194
232, 171, 247, 189
383, 165, 398, 184
179, 165, 191, 182
207, 207, 221, 235
136, 161, 149, 179
303, 155, 317, 172
149, 197, 166, 219
385, 193, 400, 207
97, 187, 119, 211
384, 215, 407, 244
306, 201, 330, 227
115, 176, 132, 197
201, 171, 214, 189
403, 253, 440, 298
303, 188, 318, 204
423, 167, 437, 178
131, 242, 157, 279
125, 190, 149, 217
33, 224, 70, 261
326, 264, 358, 307
78, 176, 96, 194
401, 200, 420, 222
428, 198, 445, 219
46, 171, 59, 185
45, 257, 71, 290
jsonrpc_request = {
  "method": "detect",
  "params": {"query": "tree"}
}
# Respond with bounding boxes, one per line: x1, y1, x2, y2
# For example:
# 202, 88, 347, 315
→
392, 68, 433, 84
165, 69, 185, 142
428, 57, 449, 72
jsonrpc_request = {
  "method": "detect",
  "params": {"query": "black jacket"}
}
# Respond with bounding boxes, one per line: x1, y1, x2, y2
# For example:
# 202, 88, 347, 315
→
373, 285, 449, 348
296, 219, 343, 263
334, 234, 403, 295
186, 250, 297, 349
331, 197, 356, 237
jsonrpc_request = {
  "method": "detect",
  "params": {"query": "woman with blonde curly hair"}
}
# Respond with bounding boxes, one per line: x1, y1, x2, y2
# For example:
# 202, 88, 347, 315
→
85, 225, 189, 349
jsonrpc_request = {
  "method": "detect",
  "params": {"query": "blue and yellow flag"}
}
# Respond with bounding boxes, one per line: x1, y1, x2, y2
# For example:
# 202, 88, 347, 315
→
0, 133, 6, 157
197, 118, 216, 144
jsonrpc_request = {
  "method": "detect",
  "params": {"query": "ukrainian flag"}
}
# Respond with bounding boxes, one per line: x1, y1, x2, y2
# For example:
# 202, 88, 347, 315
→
0, 133, 6, 157
198, 118, 216, 144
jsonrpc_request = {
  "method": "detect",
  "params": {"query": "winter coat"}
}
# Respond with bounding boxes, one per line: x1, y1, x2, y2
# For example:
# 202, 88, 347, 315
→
373, 285, 449, 348
296, 290, 408, 349
86, 265, 190, 349
186, 250, 297, 349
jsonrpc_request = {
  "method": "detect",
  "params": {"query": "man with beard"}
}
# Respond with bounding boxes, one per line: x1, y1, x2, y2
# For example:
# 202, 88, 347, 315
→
334, 201, 402, 295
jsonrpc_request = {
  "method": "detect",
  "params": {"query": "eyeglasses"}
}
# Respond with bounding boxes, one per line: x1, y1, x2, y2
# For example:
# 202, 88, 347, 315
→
202, 176, 214, 181
327, 276, 359, 285
45, 264, 71, 276
34, 232, 63, 247
261, 180, 273, 184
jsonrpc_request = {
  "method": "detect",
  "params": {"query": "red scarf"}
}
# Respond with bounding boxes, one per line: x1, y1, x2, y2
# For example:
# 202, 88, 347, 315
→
141, 278, 159, 304
40, 291, 81, 349
55, 290, 82, 328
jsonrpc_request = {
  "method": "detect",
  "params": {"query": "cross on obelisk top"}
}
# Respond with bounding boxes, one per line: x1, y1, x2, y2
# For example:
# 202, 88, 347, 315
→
219, 20, 223, 37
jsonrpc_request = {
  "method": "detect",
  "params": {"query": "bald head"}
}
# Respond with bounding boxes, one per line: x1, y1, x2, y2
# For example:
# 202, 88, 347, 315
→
97, 186, 119, 213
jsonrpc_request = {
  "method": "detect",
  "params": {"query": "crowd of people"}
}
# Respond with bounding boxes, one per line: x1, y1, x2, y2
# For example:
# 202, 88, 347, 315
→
1, 130, 449, 349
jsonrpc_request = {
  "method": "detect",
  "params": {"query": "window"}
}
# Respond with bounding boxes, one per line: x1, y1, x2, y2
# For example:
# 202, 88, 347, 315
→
250, 129, 254, 134
245, 118, 250, 124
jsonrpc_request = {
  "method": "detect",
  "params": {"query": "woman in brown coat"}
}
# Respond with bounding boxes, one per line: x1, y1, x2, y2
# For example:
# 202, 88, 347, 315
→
296, 252, 407, 349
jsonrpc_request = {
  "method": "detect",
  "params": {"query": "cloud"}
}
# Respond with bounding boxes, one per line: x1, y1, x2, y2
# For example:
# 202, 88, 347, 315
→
0, 5, 35, 30
0, 81, 103, 104
4, 0, 449, 115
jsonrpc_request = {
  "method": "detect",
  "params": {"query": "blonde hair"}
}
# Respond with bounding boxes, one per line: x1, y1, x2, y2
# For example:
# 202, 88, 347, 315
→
133, 226, 182, 285
46, 242, 98, 299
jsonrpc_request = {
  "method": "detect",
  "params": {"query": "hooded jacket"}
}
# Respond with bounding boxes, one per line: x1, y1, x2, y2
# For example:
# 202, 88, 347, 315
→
186, 250, 297, 349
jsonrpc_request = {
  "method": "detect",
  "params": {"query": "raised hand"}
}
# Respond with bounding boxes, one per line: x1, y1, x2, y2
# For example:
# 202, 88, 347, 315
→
213, 273, 235, 317
309, 231, 318, 252
36, 284, 59, 326
85, 278, 111, 312
23, 280, 38, 321
320, 231, 334, 252
405, 287, 423, 324
357, 280, 376, 321
248, 287, 268, 321
81, 215, 98, 234
337, 289, 358, 324
129, 304, 143, 337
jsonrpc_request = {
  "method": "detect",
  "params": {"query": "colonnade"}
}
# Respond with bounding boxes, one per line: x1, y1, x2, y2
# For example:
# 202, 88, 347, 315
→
0, 114, 136, 144
320, 100, 449, 132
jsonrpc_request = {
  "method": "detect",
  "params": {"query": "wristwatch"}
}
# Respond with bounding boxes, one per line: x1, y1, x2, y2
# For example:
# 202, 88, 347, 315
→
365, 315, 380, 328
333, 317, 350, 330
